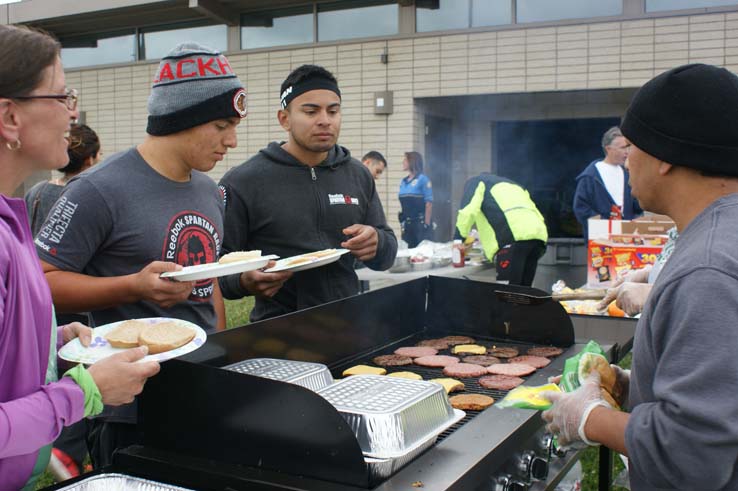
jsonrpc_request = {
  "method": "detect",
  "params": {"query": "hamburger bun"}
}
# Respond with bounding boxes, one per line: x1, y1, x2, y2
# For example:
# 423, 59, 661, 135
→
105, 320, 148, 349
578, 353, 623, 409
138, 321, 195, 354
218, 250, 262, 264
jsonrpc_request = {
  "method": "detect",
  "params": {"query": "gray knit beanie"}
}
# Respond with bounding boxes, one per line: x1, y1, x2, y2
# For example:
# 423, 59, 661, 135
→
146, 42, 246, 136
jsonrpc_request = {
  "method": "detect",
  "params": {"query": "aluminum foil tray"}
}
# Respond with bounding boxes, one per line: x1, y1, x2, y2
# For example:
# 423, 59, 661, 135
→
365, 408, 464, 481
54, 473, 194, 490
223, 358, 333, 391
317, 374, 457, 457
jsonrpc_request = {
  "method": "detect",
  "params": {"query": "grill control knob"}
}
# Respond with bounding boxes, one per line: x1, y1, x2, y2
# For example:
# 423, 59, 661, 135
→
537, 433, 554, 457
551, 439, 568, 458
492, 474, 529, 491
530, 456, 549, 481
515, 451, 548, 482
515, 452, 534, 478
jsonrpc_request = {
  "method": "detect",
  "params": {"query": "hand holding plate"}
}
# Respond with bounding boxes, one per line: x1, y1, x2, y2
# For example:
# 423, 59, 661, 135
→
341, 224, 378, 261
134, 261, 194, 307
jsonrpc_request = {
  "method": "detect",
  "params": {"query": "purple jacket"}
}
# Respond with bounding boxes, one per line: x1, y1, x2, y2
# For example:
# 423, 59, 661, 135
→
0, 196, 84, 489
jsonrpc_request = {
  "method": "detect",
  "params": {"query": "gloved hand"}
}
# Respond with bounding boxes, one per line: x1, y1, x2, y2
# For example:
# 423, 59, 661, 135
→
541, 371, 612, 449
598, 267, 649, 311
611, 364, 631, 408
597, 282, 652, 315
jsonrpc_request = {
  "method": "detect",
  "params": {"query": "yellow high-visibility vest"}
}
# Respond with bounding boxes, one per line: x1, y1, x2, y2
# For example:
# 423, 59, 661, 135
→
456, 180, 547, 261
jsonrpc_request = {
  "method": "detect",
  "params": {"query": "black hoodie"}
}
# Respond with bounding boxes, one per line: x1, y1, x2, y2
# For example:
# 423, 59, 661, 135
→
218, 142, 397, 322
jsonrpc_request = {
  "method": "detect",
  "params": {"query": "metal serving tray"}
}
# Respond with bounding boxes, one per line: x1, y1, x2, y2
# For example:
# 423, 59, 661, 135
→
54, 473, 194, 490
317, 374, 458, 458
364, 408, 464, 480
223, 358, 333, 391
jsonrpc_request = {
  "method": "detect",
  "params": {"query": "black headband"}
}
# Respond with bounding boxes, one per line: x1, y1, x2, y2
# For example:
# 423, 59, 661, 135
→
280, 77, 341, 109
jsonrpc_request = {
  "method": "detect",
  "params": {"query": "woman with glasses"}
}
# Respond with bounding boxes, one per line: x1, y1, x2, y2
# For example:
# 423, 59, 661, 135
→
0, 25, 159, 490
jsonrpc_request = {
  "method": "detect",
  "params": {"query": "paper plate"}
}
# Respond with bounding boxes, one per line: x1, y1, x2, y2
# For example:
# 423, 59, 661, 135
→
160, 255, 278, 282
58, 317, 207, 365
264, 249, 351, 273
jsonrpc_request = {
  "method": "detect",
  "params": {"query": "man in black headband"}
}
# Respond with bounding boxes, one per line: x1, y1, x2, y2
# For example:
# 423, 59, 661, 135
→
218, 64, 397, 322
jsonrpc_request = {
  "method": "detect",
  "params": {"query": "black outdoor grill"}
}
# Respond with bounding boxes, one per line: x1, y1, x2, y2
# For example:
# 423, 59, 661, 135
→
46, 276, 632, 491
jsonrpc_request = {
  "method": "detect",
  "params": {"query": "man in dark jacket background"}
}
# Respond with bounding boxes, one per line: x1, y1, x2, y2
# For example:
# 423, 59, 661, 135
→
218, 65, 397, 322
573, 126, 642, 238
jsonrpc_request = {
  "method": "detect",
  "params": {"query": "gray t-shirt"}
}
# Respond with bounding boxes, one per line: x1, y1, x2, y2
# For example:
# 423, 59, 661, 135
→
24, 180, 65, 237
35, 147, 224, 331
626, 193, 738, 490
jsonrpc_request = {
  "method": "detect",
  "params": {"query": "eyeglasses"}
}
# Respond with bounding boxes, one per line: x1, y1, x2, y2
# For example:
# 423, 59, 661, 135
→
13, 88, 78, 111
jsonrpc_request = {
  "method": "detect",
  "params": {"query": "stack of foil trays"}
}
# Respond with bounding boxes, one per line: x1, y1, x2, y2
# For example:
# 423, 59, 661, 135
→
223, 358, 333, 391
318, 374, 465, 480
53, 474, 194, 490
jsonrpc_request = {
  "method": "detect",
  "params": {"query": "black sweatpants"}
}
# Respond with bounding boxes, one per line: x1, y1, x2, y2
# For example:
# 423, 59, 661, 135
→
401, 219, 432, 248
494, 239, 547, 286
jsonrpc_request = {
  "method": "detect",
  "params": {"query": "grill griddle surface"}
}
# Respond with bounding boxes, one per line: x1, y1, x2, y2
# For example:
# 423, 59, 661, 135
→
333, 334, 563, 444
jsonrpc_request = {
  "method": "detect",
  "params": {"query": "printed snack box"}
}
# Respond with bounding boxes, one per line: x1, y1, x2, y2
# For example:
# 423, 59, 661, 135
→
587, 217, 672, 288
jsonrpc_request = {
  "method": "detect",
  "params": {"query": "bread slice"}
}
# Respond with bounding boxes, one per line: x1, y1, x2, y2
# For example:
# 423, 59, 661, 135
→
105, 320, 148, 348
287, 256, 316, 266
138, 321, 195, 354
311, 248, 337, 258
219, 250, 262, 264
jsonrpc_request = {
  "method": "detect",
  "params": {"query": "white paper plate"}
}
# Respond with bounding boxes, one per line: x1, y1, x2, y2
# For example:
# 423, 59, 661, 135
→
160, 255, 278, 282
264, 249, 351, 273
58, 317, 207, 365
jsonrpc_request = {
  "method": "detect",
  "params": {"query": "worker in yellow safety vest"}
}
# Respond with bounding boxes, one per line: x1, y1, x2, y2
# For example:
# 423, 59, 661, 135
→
455, 173, 548, 286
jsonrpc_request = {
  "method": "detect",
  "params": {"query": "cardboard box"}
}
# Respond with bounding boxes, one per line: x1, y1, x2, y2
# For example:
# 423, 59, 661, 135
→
586, 216, 674, 287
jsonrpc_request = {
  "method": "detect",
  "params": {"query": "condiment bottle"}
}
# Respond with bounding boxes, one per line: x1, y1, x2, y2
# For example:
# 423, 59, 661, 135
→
452, 239, 465, 268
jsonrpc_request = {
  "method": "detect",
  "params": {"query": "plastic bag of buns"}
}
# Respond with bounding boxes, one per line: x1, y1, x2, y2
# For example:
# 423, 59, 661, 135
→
559, 340, 624, 409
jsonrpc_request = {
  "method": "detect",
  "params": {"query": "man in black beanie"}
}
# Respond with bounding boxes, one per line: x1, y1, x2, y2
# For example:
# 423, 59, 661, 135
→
35, 42, 247, 467
542, 64, 738, 491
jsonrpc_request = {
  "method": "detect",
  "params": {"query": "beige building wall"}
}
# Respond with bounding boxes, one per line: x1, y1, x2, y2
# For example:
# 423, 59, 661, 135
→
63, 11, 738, 234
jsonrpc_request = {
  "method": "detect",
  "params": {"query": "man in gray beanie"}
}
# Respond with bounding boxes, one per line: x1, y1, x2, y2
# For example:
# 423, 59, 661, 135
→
35, 42, 246, 467
542, 63, 738, 490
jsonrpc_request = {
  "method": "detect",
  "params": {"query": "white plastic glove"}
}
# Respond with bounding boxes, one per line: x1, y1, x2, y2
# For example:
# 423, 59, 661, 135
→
616, 282, 653, 316
541, 372, 612, 449
597, 280, 652, 315
599, 265, 653, 310
617, 265, 652, 285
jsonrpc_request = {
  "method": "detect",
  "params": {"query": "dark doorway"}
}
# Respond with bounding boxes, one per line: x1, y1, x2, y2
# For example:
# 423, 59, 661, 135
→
495, 117, 620, 237
425, 115, 453, 241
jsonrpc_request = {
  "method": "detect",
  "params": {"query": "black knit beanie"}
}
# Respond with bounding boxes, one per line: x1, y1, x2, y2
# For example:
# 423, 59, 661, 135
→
621, 63, 738, 176
146, 42, 247, 136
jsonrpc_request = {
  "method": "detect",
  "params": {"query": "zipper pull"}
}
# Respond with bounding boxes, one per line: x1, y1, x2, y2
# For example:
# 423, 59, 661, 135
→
310, 167, 317, 181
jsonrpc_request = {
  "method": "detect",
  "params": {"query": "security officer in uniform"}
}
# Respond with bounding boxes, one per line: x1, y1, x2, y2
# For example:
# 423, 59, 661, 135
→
398, 151, 433, 247
455, 173, 548, 286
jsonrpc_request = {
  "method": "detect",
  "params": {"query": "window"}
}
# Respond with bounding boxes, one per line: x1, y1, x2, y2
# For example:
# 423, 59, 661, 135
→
647, 0, 738, 11
142, 24, 227, 60
241, 7, 314, 49
472, 0, 512, 27
61, 33, 136, 68
318, 1, 398, 42
417, 0, 470, 32
517, 0, 621, 23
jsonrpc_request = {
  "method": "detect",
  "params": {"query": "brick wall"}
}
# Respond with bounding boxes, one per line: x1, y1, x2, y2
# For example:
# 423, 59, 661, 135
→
60, 11, 738, 237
